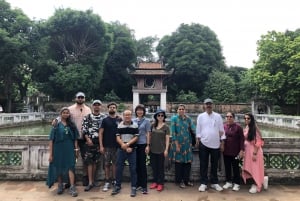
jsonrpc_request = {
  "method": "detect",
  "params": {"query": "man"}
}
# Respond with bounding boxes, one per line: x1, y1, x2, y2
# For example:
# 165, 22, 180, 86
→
111, 110, 139, 197
82, 100, 106, 191
99, 102, 122, 192
53, 92, 91, 186
196, 98, 225, 192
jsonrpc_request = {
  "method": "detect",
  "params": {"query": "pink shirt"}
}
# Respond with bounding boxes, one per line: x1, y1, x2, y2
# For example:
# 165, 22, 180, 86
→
68, 103, 91, 139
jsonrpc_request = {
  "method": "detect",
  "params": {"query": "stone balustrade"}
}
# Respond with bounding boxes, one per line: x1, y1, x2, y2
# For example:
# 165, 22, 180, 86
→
255, 114, 300, 131
0, 136, 299, 184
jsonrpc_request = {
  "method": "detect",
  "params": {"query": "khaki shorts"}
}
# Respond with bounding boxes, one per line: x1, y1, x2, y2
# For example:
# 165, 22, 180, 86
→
103, 147, 117, 166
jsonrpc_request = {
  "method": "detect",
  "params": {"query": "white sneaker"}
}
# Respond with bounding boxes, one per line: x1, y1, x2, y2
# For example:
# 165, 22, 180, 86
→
263, 176, 269, 190
223, 182, 233, 189
249, 184, 257, 194
102, 182, 110, 192
211, 184, 223, 191
198, 184, 207, 192
232, 184, 240, 191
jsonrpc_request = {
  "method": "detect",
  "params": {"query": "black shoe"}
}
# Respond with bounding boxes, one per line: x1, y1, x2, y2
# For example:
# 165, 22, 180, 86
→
84, 184, 94, 191
82, 176, 89, 186
111, 186, 121, 195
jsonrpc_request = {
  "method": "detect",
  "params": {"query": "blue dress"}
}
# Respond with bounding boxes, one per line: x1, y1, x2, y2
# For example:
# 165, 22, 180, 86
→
46, 122, 79, 188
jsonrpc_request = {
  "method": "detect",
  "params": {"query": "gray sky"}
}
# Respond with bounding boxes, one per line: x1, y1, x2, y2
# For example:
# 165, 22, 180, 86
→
6, 0, 300, 68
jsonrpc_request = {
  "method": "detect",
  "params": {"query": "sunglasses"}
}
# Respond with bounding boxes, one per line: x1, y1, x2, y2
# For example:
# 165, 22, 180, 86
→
77, 96, 85, 99
226, 116, 233, 118
157, 114, 164, 117
244, 117, 251, 120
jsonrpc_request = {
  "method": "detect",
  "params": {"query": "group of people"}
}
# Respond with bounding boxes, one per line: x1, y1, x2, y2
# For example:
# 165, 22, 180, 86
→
46, 92, 267, 198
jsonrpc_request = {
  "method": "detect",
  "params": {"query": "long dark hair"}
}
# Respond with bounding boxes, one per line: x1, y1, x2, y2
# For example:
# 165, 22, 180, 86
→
60, 107, 77, 133
245, 113, 256, 141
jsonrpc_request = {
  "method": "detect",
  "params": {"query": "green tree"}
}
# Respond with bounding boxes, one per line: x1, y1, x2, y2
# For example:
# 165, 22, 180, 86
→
136, 36, 159, 61
157, 23, 225, 99
176, 90, 198, 103
99, 21, 136, 101
32, 8, 111, 100
0, 0, 33, 112
203, 71, 236, 103
252, 30, 300, 113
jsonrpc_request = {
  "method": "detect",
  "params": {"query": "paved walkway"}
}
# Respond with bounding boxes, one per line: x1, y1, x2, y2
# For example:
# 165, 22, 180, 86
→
0, 181, 299, 201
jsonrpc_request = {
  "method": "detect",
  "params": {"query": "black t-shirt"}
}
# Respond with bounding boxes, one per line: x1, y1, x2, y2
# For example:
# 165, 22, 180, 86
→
101, 116, 122, 148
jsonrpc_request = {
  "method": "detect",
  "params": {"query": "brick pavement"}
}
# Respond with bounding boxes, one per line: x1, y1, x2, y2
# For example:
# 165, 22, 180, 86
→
0, 181, 299, 201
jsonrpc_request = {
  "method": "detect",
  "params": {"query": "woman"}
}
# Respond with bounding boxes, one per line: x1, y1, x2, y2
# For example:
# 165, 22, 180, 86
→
169, 104, 195, 188
46, 107, 79, 197
146, 109, 170, 192
242, 113, 266, 193
222, 112, 244, 191
133, 104, 151, 194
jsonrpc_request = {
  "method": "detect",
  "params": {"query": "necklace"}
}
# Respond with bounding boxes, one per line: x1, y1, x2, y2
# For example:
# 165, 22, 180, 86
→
64, 126, 69, 135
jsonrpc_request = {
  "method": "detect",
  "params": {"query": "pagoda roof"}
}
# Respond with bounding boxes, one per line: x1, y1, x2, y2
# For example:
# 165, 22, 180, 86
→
128, 61, 174, 75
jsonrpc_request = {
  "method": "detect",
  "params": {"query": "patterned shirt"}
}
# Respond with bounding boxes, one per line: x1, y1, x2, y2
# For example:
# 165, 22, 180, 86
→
82, 113, 106, 144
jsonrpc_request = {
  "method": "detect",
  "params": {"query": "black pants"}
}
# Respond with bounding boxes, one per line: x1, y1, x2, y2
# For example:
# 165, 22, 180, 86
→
198, 142, 220, 185
136, 144, 148, 188
150, 152, 165, 185
223, 155, 241, 184
175, 162, 191, 184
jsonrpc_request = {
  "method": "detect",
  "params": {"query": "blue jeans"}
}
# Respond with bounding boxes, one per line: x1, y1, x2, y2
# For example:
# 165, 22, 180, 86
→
115, 148, 137, 188
198, 142, 220, 185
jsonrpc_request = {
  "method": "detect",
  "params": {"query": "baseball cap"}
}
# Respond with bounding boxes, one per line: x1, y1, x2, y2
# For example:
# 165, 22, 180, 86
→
204, 98, 213, 104
76, 92, 85, 98
92, 100, 102, 105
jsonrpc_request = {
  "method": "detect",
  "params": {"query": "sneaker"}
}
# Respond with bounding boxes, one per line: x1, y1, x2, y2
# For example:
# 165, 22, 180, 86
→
179, 182, 186, 188
157, 184, 164, 191
232, 184, 240, 191
185, 181, 194, 187
198, 184, 207, 192
130, 187, 137, 197
136, 186, 143, 191
111, 186, 121, 195
150, 182, 157, 189
249, 184, 257, 194
223, 182, 233, 189
211, 184, 223, 191
102, 182, 110, 192
263, 176, 269, 190
84, 184, 94, 191
69, 185, 78, 197
93, 181, 101, 187
142, 188, 148, 194
57, 183, 64, 195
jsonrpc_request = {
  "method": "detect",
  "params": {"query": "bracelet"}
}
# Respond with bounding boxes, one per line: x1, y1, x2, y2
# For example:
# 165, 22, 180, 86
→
74, 149, 79, 151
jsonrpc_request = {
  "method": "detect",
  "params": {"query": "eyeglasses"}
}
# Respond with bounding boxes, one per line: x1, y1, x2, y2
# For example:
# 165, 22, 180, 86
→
157, 114, 164, 117
178, 108, 185, 111
226, 116, 233, 118
244, 117, 250, 120
77, 96, 85, 99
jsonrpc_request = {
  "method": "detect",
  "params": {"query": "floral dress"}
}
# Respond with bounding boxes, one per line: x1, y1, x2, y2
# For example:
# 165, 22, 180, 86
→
169, 115, 195, 163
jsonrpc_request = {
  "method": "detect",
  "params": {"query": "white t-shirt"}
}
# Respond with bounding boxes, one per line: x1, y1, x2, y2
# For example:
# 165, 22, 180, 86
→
196, 111, 225, 149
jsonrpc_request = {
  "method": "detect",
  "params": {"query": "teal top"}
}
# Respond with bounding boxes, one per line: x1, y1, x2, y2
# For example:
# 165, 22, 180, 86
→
46, 122, 79, 188
169, 114, 195, 163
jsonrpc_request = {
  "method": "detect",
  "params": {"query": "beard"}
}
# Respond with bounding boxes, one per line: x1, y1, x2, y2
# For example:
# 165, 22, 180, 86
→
76, 101, 84, 105
109, 110, 115, 115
